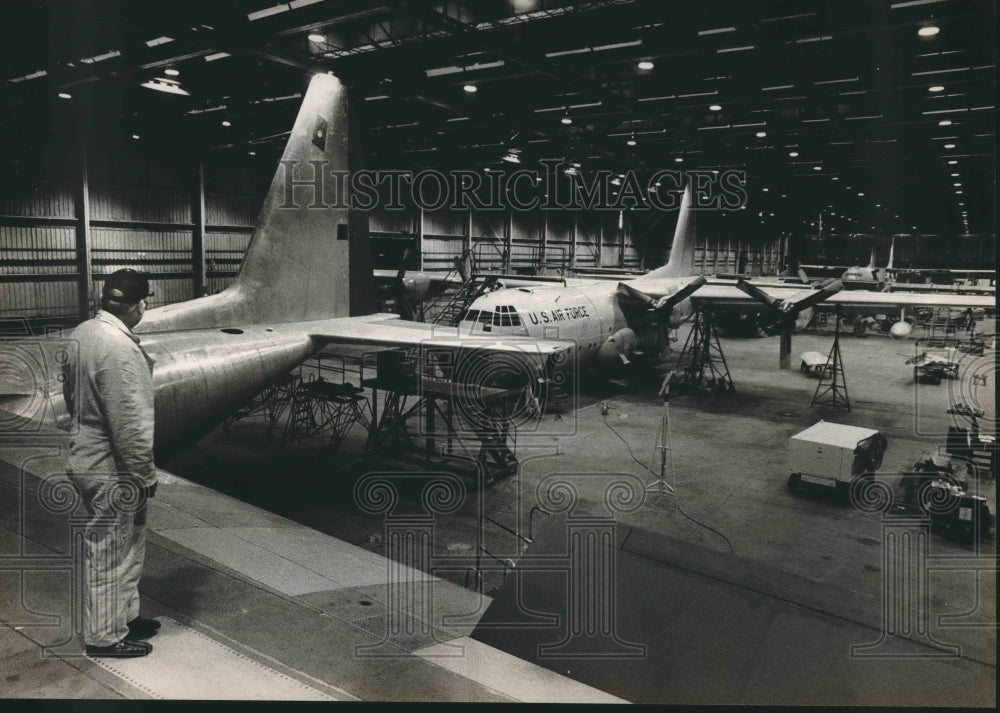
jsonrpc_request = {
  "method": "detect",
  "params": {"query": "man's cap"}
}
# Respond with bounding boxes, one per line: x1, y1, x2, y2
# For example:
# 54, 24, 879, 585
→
103, 269, 154, 303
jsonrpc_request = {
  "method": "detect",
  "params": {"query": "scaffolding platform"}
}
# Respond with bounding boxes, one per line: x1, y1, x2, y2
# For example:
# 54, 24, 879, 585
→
281, 377, 372, 454
223, 371, 299, 438
362, 375, 523, 488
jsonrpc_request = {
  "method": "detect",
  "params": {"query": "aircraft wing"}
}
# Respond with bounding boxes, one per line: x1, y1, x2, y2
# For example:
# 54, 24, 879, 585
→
300, 313, 574, 360
691, 283, 995, 310
372, 269, 465, 285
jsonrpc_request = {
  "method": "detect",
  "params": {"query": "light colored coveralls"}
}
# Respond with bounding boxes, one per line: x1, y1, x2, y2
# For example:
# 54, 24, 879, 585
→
64, 311, 157, 646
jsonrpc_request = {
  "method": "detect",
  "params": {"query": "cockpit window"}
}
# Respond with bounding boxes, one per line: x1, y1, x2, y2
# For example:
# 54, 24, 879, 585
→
492, 305, 521, 327
462, 310, 493, 324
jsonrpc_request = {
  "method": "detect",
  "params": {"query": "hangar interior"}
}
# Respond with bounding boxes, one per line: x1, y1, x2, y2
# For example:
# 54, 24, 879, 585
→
0, 0, 996, 705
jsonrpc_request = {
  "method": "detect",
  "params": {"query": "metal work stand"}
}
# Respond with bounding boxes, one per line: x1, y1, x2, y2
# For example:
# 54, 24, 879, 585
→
811, 306, 850, 410
223, 372, 298, 438
362, 377, 521, 487
646, 371, 677, 497
281, 377, 372, 454
675, 307, 735, 393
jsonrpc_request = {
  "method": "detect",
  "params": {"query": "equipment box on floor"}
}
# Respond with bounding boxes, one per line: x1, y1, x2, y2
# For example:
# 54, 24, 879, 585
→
788, 421, 887, 498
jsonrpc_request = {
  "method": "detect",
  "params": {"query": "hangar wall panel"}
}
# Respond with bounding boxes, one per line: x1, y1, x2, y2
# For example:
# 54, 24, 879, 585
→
471, 211, 504, 239
0, 280, 77, 318
0, 180, 75, 218
422, 236, 464, 269
206, 194, 258, 227
370, 208, 413, 234
90, 185, 192, 224
511, 212, 539, 242
423, 208, 464, 238
91, 227, 193, 273
0, 225, 76, 274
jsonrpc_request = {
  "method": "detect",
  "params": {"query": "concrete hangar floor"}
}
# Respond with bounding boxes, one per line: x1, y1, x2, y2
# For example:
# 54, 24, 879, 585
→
2, 320, 994, 704
172, 318, 996, 703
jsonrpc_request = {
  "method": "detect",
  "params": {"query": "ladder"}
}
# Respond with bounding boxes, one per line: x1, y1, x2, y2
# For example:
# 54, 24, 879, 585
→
427, 274, 499, 326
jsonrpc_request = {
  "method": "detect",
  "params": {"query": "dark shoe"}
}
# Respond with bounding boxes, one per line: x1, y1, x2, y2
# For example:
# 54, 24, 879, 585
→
85, 639, 152, 658
127, 616, 162, 640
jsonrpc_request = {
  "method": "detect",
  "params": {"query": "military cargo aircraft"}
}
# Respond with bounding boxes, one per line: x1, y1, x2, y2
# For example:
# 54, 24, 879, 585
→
0, 73, 572, 452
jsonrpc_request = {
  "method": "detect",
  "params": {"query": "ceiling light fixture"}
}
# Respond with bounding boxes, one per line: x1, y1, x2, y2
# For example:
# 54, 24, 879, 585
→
561, 116, 572, 124
938, 119, 952, 126
947, 160, 957, 164
221, 120, 231, 127
789, 151, 799, 157
813, 165, 821, 170
164, 68, 179, 76
626, 138, 637, 146
928, 85, 945, 92
140, 77, 190, 96
637, 60, 654, 70
57, 92, 71, 99
832, 176, 839, 181
755, 131, 767, 137
674, 156, 684, 163
917, 25, 940, 37
308, 33, 325, 43
709, 103, 722, 111
463, 84, 478, 93
131, 134, 140, 140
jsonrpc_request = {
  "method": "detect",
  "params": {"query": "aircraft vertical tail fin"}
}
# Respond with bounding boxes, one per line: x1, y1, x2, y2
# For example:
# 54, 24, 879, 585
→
644, 181, 696, 279
886, 236, 895, 270
139, 73, 369, 333
866, 245, 876, 269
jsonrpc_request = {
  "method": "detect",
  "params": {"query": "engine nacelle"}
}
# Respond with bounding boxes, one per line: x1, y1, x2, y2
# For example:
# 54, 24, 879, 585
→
401, 275, 432, 303
596, 327, 637, 367
890, 321, 913, 340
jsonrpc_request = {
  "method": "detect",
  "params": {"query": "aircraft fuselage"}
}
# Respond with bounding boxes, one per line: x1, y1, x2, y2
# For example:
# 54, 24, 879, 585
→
459, 277, 695, 370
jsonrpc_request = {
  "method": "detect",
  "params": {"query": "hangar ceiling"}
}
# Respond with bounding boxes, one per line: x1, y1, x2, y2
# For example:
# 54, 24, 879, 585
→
0, 0, 995, 243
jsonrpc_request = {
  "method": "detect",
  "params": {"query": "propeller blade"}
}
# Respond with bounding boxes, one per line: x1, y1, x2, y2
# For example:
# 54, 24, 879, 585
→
653, 275, 707, 311
787, 278, 843, 312
615, 281, 657, 309
394, 247, 412, 283
735, 278, 781, 310
393, 247, 415, 320
616, 276, 707, 314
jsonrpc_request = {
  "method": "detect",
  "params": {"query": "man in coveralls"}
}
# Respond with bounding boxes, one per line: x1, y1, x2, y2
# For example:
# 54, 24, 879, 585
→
64, 269, 160, 657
